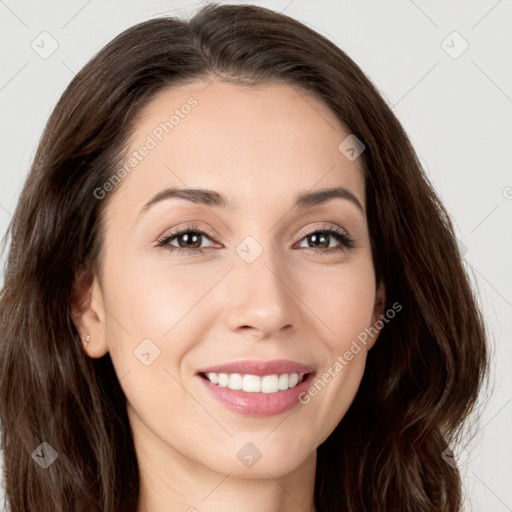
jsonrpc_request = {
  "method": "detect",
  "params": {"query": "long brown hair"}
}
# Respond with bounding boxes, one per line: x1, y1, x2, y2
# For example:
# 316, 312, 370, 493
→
0, 3, 490, 511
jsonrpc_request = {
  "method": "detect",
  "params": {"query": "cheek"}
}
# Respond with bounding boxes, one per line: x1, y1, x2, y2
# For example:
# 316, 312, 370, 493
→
100, 262, 201, 427
100, 254, 226, 393
102, 253, 213, 340
302, 259, 377, 350
295, 261, 377, 440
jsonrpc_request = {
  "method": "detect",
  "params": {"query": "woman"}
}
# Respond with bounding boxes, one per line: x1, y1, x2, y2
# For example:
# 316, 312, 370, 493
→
0, 3, 489, 511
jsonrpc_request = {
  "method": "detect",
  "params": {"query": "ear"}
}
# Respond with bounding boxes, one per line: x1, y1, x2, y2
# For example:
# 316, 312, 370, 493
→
70, 266, 109, 358
367, 280, 386, 350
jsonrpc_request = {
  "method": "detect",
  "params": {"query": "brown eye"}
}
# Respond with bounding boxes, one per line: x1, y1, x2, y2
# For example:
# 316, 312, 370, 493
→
174, 232, 203, 249
306, 232, 331, 249
297, 226, 354, 253
156, 225, 217, 254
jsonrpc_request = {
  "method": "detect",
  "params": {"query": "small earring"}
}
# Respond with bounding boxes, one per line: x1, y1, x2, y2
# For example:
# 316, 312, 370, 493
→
85, 335, 90, 342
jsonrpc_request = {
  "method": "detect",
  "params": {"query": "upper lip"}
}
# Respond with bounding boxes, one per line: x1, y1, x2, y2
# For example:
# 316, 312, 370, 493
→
196, 359, 315, 377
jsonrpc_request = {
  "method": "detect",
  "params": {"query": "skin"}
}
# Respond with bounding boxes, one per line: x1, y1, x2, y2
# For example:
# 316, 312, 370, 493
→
74, 79, 385, 512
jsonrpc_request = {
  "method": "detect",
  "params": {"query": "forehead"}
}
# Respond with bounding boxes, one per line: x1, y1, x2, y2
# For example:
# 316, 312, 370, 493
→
113, 79, 365, 216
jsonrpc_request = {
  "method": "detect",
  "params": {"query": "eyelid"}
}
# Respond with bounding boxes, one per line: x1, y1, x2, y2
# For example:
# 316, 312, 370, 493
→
294, 222, 350, 244
294, 223, 355, 252
156, 223, 220, 247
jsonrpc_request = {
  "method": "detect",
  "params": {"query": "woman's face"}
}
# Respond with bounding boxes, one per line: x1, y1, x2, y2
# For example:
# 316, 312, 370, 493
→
80, 79, 385, 478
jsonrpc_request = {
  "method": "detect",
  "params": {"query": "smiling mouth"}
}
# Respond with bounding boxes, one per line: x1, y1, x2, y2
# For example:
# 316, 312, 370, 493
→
198, 371, 312, 394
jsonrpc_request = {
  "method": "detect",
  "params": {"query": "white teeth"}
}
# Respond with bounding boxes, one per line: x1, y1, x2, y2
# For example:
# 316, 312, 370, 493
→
289, 373, 299, 387
208, 372, 219, 384
261, 375, 278, 393
205, 372, 305, 393
243, 374, 261, 392
228, 373, 243, 390
278, 373, 289, 390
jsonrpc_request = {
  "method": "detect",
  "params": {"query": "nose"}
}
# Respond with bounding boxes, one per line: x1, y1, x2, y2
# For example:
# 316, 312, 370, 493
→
223, 246, 298, 338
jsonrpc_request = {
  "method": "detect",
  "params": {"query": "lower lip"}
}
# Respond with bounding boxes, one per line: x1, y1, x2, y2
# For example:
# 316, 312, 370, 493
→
197, 373, 315, 417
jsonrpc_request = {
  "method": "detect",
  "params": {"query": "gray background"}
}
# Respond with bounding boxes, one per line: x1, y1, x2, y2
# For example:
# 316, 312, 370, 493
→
1, 1, 511, 510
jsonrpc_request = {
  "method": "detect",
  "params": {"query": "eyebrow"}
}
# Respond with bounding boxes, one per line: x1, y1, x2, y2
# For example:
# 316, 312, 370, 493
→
138, 185, 364, 218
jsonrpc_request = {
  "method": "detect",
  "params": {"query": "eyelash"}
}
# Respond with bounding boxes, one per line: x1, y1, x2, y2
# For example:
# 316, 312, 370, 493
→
156, 224, 355, 256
